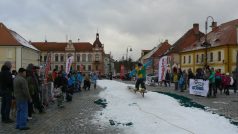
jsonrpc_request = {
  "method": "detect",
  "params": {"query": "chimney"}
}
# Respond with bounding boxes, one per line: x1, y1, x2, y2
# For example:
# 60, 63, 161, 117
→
193, 23, 199, 34
164, 39, 168, 43
211, 21, 218, 31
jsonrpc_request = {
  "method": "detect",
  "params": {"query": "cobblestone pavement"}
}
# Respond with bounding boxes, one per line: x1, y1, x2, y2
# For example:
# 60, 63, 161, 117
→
0, 88, 122, 134
123, 80, 238, 123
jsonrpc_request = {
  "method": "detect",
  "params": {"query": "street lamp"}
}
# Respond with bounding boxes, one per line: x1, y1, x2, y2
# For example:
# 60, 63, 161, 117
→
126, 46, 133, 73
201, 16, 215, 67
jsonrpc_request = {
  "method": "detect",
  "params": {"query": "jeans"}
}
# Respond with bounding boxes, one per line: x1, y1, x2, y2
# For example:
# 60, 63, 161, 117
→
16, 100, 28, 128
1, 93, 12, 121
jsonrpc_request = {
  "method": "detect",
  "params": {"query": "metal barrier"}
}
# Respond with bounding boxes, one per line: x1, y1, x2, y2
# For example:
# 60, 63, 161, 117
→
41, 82, 54, 106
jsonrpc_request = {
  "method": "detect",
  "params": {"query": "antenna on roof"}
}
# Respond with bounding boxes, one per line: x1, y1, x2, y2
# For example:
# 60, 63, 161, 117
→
78, 38, 80, 43
97, 28, 98, 33
44, 35, 47, 43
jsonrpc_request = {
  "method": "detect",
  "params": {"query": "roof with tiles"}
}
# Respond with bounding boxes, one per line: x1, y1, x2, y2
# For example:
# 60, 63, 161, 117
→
183, 19, 238, 52
152, 40, 172, 57
0, 23, 20, 46
167, 23, 204, 54
0, 22, 39, 51
32, 42, 93, 52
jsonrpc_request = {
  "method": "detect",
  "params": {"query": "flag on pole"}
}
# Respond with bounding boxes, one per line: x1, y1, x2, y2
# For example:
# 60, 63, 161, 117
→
66, 56, 74, 74
44, 53, 51, 80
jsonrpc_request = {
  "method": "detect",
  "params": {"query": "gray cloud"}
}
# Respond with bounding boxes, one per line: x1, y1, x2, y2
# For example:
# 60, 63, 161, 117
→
1, 0, 238, 60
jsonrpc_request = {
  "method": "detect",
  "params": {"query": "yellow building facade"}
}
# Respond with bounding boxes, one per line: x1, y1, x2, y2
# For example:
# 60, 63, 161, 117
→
180, 44, 238, 74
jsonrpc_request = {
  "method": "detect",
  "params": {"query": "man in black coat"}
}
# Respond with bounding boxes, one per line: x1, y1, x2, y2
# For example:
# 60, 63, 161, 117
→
0, 61, 14, 123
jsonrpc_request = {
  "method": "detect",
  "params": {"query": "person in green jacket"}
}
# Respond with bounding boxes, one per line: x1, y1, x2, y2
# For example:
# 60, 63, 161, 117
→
208, 67, 216, 97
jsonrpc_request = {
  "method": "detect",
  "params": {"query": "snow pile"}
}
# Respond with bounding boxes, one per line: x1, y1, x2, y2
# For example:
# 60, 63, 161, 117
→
92, 80, 238, 134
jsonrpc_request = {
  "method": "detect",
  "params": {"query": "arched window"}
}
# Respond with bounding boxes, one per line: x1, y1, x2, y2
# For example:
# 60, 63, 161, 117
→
82, 54, 86, 62
88, 54, 92, 62
77, 54, 80, 62
95, 54, 99, 61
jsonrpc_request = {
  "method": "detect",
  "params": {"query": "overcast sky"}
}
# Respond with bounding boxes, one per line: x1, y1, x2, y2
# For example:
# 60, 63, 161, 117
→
1, 0, 238, 60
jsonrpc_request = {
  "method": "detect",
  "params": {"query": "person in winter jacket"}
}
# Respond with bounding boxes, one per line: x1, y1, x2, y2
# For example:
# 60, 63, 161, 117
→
92, 72, 98, 89
215, 69, 222, 94
0, 61, 14, 123
173, 67, 179, 91
14, 68, 32, 130
83, 74, 91, 91
208, 68, 216, 97
129, 60, 152, 91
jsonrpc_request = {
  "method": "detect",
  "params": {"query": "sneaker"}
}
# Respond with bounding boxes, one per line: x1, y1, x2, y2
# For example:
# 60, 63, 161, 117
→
19, 127, 30, 130
27, 117, 32, 120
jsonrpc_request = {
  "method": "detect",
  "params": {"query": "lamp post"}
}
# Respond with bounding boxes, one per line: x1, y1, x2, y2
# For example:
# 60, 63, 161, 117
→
126, 46, 133, 73
202, 16, 215, 67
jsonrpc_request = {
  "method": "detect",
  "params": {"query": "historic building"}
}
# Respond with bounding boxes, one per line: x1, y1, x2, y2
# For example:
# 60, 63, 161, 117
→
165, 23, 205, 69
139, 40, 171, 75
180, 19, 238, 73
32, 33, 106, 74
0, 22, 40, 70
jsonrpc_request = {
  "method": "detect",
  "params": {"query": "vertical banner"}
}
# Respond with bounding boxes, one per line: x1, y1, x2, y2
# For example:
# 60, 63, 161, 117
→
66, 56, 74, 74
158, 56, 168, 82
120, 64, 124, 80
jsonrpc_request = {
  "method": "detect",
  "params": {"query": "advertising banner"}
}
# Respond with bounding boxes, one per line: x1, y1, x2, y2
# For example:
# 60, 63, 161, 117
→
189, 79, 209, 97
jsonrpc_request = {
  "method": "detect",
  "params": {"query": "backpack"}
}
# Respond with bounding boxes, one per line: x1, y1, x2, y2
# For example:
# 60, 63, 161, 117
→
179, 75, 184, 85
222, 76, 231, 86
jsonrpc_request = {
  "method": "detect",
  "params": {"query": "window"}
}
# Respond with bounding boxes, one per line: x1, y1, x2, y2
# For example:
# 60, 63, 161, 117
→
96, 65, 98, 70
188, 55, 191, 64
77, 54, 80, 62
60, 65, 64, 70
88, 54, 92, 62
218, 51, 221, 61
83, 65, 86, 70
88, 65, 91, 71
210, 52, 213, 62
44, 55, 47, 62
68, 53, 72, 58
196, 55, 199, 63
82, 54, 86, 62
201, 54, 204, 63
55, 54, 58, 62
95, 54, 99, 61
60, 54, 64, 62
183, 56, 186, 64
40, 56, 42, 62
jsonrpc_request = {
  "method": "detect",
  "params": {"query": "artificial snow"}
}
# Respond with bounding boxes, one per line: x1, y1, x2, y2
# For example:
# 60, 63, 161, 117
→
92, 80, 238, 134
